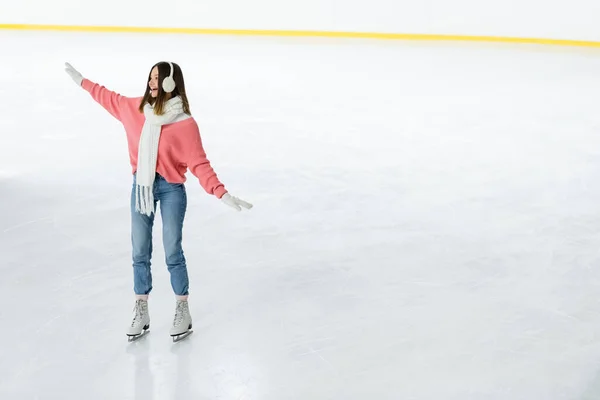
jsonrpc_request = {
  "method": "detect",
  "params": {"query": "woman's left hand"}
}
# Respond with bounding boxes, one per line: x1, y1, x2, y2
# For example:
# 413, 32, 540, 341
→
221, 193, 253, 211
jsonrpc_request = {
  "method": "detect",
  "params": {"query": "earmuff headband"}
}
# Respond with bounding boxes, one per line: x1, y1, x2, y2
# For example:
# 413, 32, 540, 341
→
162, 62, 176, 93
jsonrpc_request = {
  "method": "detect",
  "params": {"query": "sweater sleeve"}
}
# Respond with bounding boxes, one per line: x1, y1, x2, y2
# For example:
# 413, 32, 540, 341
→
81, 78, 125, 121
187, 126, 228, 198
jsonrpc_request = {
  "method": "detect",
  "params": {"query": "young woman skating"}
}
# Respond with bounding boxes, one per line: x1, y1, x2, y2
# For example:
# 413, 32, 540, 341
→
65, 61, 252, 342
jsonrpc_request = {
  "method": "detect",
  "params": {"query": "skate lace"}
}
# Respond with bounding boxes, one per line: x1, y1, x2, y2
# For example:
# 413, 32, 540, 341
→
173, 301, 186, 326
131, 300, 146, 327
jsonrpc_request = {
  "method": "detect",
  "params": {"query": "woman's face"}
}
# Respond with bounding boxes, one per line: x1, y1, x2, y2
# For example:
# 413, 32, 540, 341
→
148, 66, 159, 98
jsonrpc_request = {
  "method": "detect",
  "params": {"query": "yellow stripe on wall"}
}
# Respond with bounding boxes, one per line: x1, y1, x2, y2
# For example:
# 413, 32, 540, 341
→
2, 23, 600, 48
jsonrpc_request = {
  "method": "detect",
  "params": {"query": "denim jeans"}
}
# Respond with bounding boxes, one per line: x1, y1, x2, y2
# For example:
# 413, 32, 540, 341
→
130, 173, 189, 296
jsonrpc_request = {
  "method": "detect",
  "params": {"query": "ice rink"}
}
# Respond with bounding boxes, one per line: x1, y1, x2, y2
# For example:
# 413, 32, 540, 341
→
2, 29, 600, 399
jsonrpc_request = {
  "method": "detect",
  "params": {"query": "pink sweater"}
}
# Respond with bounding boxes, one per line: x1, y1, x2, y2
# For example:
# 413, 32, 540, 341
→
81, 78, 227, 198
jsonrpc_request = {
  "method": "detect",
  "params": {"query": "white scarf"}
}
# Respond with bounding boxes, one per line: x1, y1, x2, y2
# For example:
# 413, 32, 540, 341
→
136, 96, 185, 216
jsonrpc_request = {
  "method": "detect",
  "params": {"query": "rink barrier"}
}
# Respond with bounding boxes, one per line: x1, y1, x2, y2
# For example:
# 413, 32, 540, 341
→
2, 23, 600, 48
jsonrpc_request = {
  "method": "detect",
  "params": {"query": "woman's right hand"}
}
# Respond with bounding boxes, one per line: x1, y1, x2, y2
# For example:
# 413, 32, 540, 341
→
64, 62, 83, 86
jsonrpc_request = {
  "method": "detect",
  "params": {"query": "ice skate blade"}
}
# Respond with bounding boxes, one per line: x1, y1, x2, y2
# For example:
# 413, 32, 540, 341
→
127, 329, 149, 342
171, 330, 193, 343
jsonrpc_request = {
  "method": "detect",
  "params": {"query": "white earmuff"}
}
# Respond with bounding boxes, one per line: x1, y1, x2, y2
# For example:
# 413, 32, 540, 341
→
162, 62, 176, 93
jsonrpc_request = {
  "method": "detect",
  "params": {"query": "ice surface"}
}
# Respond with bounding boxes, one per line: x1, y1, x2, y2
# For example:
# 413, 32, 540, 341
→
2, 30, 600, 399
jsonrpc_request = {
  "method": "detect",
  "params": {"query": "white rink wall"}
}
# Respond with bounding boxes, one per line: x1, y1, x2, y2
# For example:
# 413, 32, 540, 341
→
2, 0, 600, 42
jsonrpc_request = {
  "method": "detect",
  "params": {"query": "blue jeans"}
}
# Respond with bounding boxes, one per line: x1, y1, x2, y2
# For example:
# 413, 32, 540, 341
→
130, 173, 189, 296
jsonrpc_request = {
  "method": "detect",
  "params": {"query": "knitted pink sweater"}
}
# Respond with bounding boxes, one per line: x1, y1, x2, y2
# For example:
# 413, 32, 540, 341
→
81, 78, 227, 198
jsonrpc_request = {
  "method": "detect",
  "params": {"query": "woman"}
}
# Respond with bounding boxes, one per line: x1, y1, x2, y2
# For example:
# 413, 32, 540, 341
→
64, 61, 253, 342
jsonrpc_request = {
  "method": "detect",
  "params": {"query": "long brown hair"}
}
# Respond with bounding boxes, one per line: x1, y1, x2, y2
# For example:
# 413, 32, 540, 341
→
138, 61, 191, 115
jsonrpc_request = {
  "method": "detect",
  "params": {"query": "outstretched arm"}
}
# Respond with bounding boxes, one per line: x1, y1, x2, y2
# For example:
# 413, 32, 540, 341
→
187, 128, 228, 198
64, 62, 124, 122
187, 126, 253, 211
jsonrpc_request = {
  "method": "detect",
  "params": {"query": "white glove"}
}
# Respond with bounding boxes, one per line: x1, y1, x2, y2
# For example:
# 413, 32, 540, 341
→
221, 193, 253, 211
64, 62, 83, 86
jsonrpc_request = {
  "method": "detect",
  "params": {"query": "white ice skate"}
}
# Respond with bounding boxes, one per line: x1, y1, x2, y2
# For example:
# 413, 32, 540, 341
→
127, 299, 150, 342
170, 300, 193, 342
